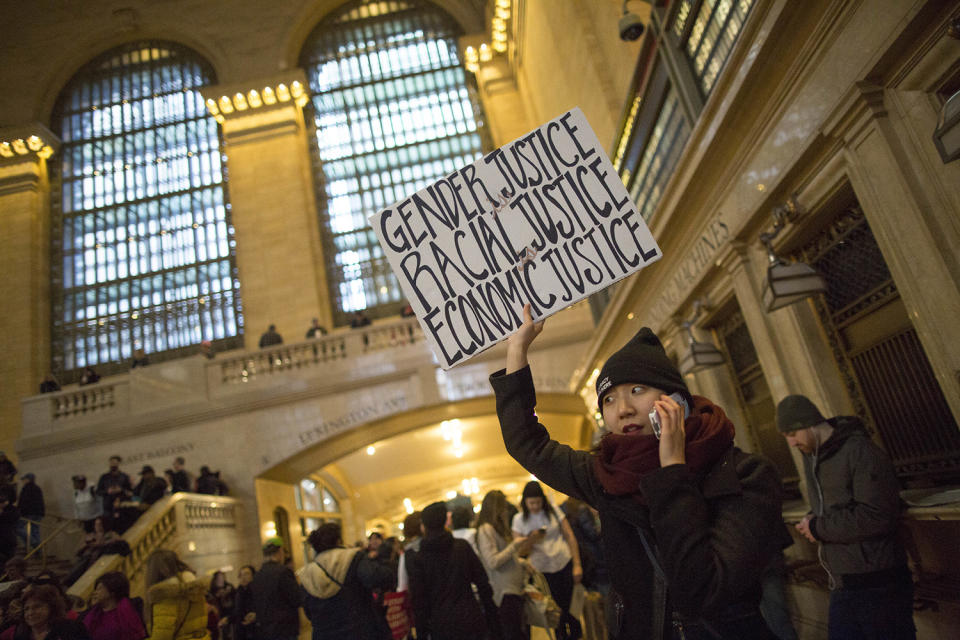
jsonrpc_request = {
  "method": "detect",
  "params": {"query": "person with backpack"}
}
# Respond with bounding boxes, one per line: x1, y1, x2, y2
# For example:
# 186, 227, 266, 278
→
299, 522, 395, 640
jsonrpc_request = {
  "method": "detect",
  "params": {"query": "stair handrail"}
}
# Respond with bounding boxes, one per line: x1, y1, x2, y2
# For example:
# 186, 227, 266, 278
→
0, 516, 82, 581
66, 492, 240, 603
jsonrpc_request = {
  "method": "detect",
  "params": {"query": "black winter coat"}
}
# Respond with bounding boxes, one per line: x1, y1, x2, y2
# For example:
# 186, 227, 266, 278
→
492, 366, 787, 640
17, 482, 45, 517
408, 532, 503, 640
300, 547, 395, 640
250, 560, 300, 638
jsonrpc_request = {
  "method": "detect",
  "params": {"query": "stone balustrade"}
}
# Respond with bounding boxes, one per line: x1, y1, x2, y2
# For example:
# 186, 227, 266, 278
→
68, 493, 243, 603
20, 317, 427, 436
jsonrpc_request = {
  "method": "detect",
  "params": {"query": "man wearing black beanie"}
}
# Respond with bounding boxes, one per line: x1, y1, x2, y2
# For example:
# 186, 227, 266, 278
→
490, 304, 787, 639
776, 395, 914, 639
407, 502, 503, 640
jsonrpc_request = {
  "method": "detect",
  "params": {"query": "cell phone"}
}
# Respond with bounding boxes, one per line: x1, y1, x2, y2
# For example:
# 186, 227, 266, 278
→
649, 392, 690, 440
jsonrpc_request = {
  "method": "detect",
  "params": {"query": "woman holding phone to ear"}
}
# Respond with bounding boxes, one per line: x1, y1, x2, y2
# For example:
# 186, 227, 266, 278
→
490, 305, 788, 640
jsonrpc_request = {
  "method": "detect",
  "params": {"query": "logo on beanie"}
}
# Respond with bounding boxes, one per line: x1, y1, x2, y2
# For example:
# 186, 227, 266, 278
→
597, 376, 612, 397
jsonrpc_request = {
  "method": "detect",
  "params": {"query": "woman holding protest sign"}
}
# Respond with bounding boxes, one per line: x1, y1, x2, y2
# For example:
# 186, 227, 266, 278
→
490, 304, 787, 639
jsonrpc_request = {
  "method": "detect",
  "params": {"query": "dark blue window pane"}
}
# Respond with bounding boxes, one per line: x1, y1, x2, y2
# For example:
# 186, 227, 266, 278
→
301, 0, 486, 323
51, 41, 243, 380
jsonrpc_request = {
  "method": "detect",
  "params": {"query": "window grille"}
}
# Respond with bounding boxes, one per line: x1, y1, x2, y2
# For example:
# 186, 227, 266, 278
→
716, 308, 799, 494
793, 205, 960, 483
50, 41, 242, 381
300, 0, 487, 325
672, 0, 755, 96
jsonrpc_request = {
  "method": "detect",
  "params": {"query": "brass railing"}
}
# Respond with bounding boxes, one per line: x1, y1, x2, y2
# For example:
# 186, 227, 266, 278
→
0, 514, 83, 581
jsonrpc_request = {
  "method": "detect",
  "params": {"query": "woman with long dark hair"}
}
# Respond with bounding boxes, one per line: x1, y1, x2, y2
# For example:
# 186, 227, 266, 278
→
491, 306, 787, 639
511, 481, 582, 640
475, 490, 535, 640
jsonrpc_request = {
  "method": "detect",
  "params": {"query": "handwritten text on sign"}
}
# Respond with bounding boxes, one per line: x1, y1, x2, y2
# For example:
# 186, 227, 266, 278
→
370, 108, 661, 369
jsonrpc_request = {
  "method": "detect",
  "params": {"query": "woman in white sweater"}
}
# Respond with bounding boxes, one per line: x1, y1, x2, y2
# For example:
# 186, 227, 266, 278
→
475, 490, 541, 640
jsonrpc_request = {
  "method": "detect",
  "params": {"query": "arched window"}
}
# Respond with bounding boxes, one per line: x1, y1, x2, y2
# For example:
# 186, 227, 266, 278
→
300, 0, 487, 324
50, 41, 243, 381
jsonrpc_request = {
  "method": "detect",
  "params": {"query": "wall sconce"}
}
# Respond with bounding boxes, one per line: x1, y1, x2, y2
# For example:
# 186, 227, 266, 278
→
759, 197, 826, 312
933, 89, 960, 163
678, 300, 726, 376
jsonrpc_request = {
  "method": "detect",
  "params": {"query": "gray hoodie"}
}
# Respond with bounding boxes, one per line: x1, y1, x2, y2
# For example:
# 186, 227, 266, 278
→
804, 416, 906, 585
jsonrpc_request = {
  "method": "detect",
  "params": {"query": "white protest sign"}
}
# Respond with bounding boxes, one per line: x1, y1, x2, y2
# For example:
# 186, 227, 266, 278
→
369, 107, 661, 369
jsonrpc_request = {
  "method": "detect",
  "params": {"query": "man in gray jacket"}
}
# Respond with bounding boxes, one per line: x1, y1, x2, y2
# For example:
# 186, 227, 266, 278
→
777, 395, 915, 639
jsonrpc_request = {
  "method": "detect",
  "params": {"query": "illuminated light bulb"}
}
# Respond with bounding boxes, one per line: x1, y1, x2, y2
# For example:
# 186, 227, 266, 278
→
493, 40, 507, 53
214, 114, 225, 124
219, 96, 234, 114
290, 80, 304, 98
496, 0, 509, 8
233, 92, 248, 110
466, 61, 479, 73
492, 17, 506, 31
262, 86, 276, 105
446, 490, 457, 500
26, 136, 43, 151
496, 6, 510, 19
38, 146, 53, 159
0, 143, 12, 158
473, 504, 481, 513
366, 445, 375, 455
493, 30, 507, 42
12, 139, 28, 154
479, 44, 492, 62
276, 83, 291, 102
454, 447, 464, 458
247, 90, 262, 108
205, 98, 220, 115
295, 94, 308, 107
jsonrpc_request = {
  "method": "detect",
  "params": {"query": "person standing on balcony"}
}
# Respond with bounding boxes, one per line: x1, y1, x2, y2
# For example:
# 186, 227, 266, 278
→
133, 467, 167, 508
79, 367, 100, 386
0, 489, 20, 567
169, 458, 190, 494
350, 311, 371, 328
0, 453, 17, 485
96, 456, 132, 523
71, 475, 100, 533
776, 395, 915, 640
305, 318, 328, 339
258, 325, 283, 349
15, 474, 43, 550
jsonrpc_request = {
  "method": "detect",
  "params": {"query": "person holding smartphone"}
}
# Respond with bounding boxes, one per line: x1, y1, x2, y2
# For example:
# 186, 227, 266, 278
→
511, 481, 583, 640
490, 305, 788, 639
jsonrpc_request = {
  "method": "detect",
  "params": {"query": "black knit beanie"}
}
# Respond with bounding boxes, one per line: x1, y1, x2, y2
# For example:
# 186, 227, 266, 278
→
776, 395, 826, 433
596, 327, 689, 404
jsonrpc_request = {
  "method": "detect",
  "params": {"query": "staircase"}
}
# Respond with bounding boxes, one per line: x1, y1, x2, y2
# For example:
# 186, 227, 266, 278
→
67, 492, 245, 604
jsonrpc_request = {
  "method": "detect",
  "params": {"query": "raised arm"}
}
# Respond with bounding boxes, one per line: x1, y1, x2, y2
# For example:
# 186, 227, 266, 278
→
490, 306, 603, 507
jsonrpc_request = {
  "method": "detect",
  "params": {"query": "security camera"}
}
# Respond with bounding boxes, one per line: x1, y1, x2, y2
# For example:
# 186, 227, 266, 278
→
619, 11, 645, 41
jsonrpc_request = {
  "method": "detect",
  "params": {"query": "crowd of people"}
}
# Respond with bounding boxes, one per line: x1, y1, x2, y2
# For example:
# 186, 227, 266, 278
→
16, 303, 916, 639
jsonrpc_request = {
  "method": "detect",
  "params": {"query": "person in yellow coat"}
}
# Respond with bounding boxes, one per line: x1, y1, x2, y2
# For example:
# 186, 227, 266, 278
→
144, 549, 211, 640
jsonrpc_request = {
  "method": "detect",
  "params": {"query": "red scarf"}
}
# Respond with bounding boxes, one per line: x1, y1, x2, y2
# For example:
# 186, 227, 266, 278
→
593, 396, 735, 501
